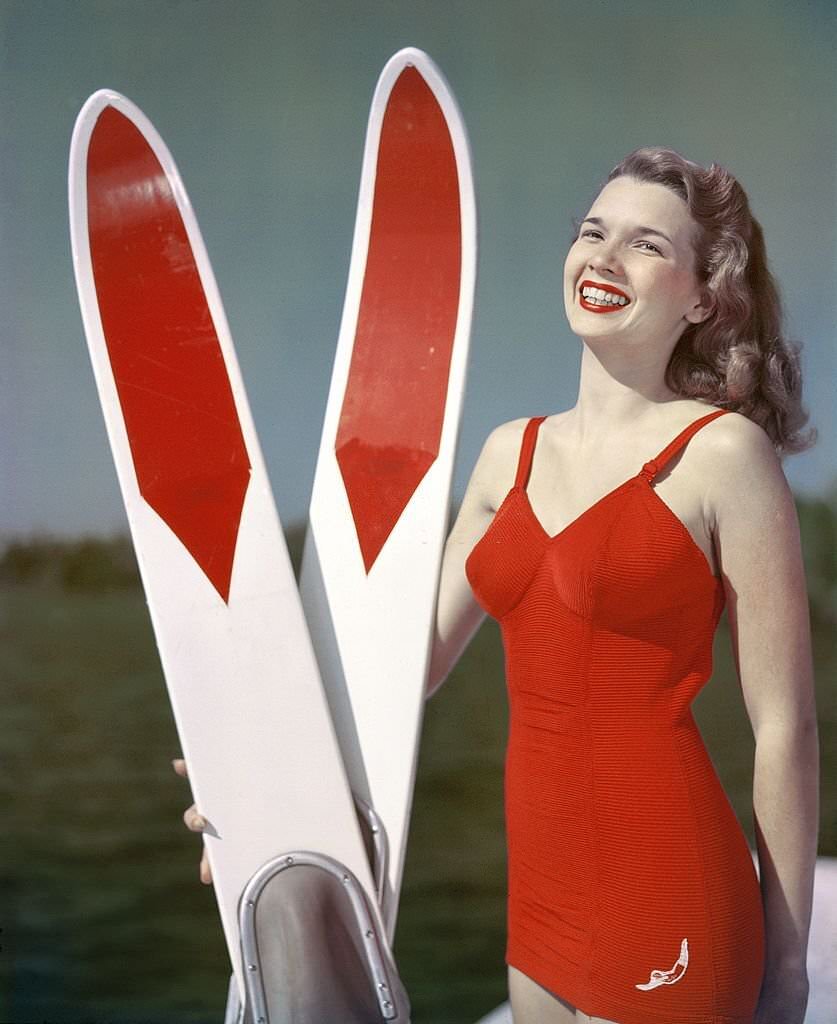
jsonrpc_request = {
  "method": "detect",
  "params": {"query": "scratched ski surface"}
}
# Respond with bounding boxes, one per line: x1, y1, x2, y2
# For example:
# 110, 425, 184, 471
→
299, 47, 476, 943
68, 90, 381, 1003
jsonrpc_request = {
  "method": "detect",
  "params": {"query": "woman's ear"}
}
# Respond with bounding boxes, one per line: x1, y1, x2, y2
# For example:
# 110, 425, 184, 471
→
685, 287, 715, 325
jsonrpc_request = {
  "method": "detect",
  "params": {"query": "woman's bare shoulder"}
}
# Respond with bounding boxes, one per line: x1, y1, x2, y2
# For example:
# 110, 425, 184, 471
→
696, 410, 788, 525
466, 413, 566, 509
698, 408, 778, 472
475, 413, 554, 470
481, 415, 530, 451
467, 417, 527, 490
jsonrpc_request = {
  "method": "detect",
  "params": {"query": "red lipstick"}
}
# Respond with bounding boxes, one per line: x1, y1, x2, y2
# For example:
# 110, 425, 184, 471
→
578, 279, 631, 314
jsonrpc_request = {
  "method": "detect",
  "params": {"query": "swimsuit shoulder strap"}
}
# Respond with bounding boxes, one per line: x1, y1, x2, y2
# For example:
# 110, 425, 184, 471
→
640, 408, 730, 482
514, 416, 549, 489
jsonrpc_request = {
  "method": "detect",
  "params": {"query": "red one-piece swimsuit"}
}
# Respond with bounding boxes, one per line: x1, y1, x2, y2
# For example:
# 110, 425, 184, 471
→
465, 408, 765, 1024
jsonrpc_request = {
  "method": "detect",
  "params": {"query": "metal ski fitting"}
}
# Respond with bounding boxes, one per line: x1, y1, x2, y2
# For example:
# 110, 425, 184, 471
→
237, 850, 410, 1023
352, 790, 390, 920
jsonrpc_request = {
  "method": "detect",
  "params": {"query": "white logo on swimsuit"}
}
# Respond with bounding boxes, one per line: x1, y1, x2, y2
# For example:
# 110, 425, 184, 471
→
635, 937, 689, 990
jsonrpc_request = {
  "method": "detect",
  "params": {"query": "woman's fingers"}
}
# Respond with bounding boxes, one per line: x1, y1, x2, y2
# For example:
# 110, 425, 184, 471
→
183, 803, 208, 832
172, 757, 212, 884
182, 806, 212, 881
200, 848, 212, 885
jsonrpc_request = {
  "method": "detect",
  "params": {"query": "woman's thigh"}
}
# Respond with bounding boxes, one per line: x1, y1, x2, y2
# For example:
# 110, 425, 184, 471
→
506, 966, 621, 1024
506, 966, 576, 1023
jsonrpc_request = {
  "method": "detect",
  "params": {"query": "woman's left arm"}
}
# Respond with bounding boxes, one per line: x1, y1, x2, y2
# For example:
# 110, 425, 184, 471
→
708, 413, 820, 1023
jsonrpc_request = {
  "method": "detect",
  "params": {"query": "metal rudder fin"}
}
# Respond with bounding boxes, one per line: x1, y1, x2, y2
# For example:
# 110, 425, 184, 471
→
227, 846, 410, 1023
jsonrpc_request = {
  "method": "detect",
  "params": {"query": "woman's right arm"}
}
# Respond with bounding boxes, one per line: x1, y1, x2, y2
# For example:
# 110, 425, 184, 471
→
425, 420, 519, 700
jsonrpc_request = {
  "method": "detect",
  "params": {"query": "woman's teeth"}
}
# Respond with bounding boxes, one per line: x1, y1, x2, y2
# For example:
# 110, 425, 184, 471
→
581, 286, 628, 306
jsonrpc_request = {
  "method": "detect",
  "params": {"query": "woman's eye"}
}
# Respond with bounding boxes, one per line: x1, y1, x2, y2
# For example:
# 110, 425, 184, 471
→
578, 231, 661, 254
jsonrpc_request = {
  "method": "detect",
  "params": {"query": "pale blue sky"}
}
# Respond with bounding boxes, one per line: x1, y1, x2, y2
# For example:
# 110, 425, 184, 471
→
2, 0, 834, 539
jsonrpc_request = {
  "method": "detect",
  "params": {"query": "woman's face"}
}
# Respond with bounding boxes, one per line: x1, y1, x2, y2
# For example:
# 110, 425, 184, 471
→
563, 175, 712, 352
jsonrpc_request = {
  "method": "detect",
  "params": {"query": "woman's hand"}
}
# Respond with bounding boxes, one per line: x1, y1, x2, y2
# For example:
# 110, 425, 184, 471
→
172, 757, 212, 885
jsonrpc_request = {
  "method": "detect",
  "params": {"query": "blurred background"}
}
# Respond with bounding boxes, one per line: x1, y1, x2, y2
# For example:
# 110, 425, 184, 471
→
1, 1, 834, 1022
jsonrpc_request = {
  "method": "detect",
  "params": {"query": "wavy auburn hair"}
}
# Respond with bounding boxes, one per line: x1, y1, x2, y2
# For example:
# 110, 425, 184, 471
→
588, 147, 816, 456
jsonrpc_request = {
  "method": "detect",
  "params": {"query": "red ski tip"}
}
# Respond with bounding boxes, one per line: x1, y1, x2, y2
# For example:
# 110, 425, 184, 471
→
336, 66, 461, 572
87, 106, 251, 602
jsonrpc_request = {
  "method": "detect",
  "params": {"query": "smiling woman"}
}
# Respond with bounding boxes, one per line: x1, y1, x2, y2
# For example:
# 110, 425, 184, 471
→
568, 148, 815, 455
562, 173, 720, 401
424, 146, 819, 1024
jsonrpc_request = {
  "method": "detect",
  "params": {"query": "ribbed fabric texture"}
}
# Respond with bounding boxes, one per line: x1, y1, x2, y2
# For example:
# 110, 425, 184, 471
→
465, 409, 765, 1024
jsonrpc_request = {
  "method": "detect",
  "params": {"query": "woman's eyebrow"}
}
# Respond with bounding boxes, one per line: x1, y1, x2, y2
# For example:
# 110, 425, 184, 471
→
581, 216, 673, 245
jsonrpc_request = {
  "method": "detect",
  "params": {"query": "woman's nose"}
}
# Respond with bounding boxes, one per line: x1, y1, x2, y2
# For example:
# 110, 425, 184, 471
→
589, 242, 623, 276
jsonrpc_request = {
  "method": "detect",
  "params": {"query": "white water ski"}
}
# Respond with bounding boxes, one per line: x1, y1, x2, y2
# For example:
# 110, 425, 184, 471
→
298, 46, 477, 943
68, 90, 389, 1009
